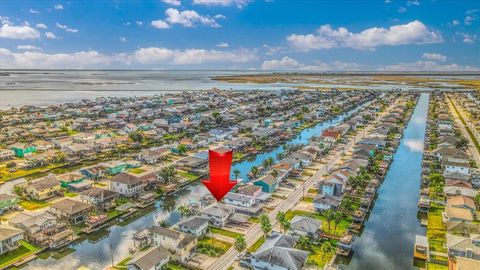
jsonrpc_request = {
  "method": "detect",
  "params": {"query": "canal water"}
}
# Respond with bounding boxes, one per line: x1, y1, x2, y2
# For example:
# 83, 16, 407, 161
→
23, 100, 371, 269
343, 93, 429, 270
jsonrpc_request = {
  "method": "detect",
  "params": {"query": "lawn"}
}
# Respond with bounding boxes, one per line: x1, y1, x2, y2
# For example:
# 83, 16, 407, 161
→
64, 191, 78, 198
165, 262, 188, 270
306, 241, 336, 268
129, 168, 146, 174
0, 163, 63, 183
427, 262, 448, 270
198, 236, 232, 252
427, 206, 447, 252
0, 240, 40, 269
115, 255, 131, 269
209, 227, 243, 238
107, 209, 122, 219
177, 171, 199, 181
248, 236, 265, 253
19, 199, 50, 210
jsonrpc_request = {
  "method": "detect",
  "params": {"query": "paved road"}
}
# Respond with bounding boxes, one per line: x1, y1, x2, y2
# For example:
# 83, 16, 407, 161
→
447, 96, 480, 165
207, 103, 392, 270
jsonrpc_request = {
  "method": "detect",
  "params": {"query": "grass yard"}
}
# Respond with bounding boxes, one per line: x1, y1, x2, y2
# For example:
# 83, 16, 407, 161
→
427, 262, 448, 270
427, 206, 447, 252
64, 191, 78, 198
0, 240, 40, 269
115, 255, 131, 269
177, 171, 198, 181
165, 262, 188, 270
209, 227, 243, 238
198, 236, 232, 252
248, 236, 265, 253
306, 241, 336, 268
107, 209, 122, 219
19, 199, 50, 210
129, 168, 146, 174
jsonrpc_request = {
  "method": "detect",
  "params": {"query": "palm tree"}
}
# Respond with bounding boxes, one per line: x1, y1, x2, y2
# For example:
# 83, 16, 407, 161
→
320, 241, 334, 259
296, 236, 312, 251
340, 197, 353, 211
250, 166, 259, 179
276, 211, 290, 234
271, 169, 279, 178
259, 214, 272, 237
233, 169, 241, 180
233, 235, 247, 254
178, 205, 190, 218
324, 209, 334, 234
333, 212, 343, 235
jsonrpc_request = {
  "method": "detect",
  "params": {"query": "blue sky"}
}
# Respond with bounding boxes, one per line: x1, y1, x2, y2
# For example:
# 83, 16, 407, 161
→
0, 0, 479, 70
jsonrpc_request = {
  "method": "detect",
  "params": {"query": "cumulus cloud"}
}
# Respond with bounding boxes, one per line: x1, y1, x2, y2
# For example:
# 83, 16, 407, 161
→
151, 19, 170, 29
56, 23, 78, 33
192, 0, 250, 8
407, 0, 420, 6
398, 7, 407, 13
380, 61, 479, 72
0, 47, 257, 68
287, 20, 443, 51
29, 9, 40, 14
136, 21, 144, 26
36, 23, 47, 29
44, 32, 58, 39
216, 42, 229, 48
161, 0, 181, 5
458, 32, 477, 43
133, 47, 256, 64
451, 19, 460, 26
164, 8, 220, 27
17, 45, 41, 50
465, 9, 478, 25
0, 23, 40, 39
261, 56, 360, 71
119, 37, 127, 42
54, 4, 63, 10
421, 53, 447, 62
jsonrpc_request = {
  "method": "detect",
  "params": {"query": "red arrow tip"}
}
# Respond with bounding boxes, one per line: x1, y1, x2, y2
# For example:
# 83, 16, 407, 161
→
202, 149, 237, 201
202, 179, 237, 201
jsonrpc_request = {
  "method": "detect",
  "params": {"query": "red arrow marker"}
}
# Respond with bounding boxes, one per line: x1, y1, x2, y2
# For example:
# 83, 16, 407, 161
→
202, 149, 237, 201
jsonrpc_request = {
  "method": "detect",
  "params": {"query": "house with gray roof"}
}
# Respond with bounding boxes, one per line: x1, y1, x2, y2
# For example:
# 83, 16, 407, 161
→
446, 233, 480, 260
252, 232, 309, 270
177, 216, 209, 236
127, 246, 170, 270
289, 215, 322, 239
0, 224, 24, 255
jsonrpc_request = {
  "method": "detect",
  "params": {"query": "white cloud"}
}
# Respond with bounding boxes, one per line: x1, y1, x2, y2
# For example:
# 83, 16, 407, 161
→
451, 19, 460, 26
385, 0, 391, 3
134, 47, 256, 64
44, 32, 58, 39
287, 20, 443, 51
407, 0, 420, 6
457, 32, 477, 43
214, 14, 226, 19
54, 4, 63, 10
136, 21, 144, 26
120, 37, 127, 42
123, 22, 131, 26
161, 0, 181, 5
17, 45, 41, 50
0, 23, 40, 39
421, 53, 447, 62
151, 19, 170, 29
56, 22, 78, 33
405, 139, 424, 152
380, 61, 479, 71
192, 0, 250, 8
398, 7, 407, 13
164, 8, 219, 28
261, 56, 360, 71
29, 9, 40, 14
465, 9, 478, 25
216, 42, 229, 48
36, 23, 47, 29
0, 47, 257, 68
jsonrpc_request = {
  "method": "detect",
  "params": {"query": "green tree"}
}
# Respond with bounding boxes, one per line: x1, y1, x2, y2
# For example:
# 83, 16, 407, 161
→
276, 211, 290, 234
333, 212, 343, 235
324, 209, 334, 234
159, 166, 176, 183
250, 166, 259, 179
297, 236, 312, 251
320, 241, 334, 259
6, 162, 16, 169
233, 235, 247, 254
233, 169, 241, 180
128, 131, 143, 143
259, 214, 272, 236
177, 144, 187, 154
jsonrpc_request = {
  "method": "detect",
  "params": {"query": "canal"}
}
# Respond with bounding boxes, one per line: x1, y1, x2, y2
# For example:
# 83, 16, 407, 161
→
24, 99, 372, 269
343, 93, 429, 270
